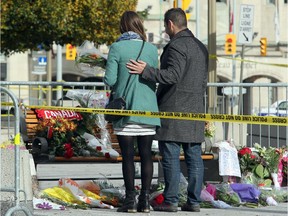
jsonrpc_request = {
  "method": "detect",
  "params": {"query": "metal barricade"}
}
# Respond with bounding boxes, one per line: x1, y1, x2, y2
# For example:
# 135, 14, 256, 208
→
0, 86, 33, 216
1, 81, 287, 149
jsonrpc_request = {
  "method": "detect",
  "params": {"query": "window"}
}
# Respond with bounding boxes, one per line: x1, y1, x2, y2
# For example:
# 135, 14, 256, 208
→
0, 63, 7, 81
278, 101, 288, 110
216, 0, 227, 3
267, 0, 276, 4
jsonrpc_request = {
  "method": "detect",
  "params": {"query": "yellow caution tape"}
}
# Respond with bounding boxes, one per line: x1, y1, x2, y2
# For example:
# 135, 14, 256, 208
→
26, 105, 288, 126
0, 114, 13, 117
1, 102, 13, 106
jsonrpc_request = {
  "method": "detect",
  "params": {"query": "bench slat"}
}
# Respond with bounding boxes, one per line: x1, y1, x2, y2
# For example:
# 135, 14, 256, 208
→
54, 154, 214, 162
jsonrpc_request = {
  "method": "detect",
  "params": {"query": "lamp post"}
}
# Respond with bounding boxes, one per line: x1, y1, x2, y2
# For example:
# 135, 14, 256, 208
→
207, 0, 217, 112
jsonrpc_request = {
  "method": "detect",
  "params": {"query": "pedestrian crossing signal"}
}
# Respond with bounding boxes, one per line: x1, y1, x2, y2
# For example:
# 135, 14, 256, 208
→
66, 44, 77, 60
225, 34, 236, 55
260, 38, 267, 56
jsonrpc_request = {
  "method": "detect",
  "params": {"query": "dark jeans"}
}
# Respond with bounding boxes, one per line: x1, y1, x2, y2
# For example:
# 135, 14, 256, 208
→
159, 141, 204, 206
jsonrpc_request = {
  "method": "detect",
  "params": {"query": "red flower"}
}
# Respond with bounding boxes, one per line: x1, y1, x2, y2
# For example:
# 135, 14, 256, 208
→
63, 143, 74, 158
47, 127, 53, 139
96, 146, 102, 151
64, 143, 72, 150
238, 147, 252, 157
154, 194, 164, 205
105, 152, 110, 158
64, 148, 74, 158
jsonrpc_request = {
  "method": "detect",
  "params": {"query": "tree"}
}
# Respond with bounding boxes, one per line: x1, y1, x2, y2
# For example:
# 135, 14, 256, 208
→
0, 0, 138, 56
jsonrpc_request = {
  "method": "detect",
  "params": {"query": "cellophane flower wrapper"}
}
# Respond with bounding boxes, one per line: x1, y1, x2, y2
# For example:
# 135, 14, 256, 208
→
259, 186, 288, 204
100, 188, 125, 207
33, 197, 66, 210
66, 89, 118, 158
75, 40, 107, 76
215, 183, 242, 206
230, 183, 261, 203
94, 176, 125, 207
57, 178, 114, 209
200, 188, 231, 209
178, 172, 188, 206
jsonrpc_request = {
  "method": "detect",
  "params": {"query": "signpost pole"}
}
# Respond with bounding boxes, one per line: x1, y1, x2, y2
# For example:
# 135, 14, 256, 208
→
238, 44, 245, 115
237, 4, 254, 146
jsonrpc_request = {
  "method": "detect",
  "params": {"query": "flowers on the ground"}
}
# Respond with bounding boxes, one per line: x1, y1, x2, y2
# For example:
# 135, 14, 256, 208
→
238, 144, 287, 187
205, 121, 216, 138
254, 143, 282, 174
238, 147, 258, 174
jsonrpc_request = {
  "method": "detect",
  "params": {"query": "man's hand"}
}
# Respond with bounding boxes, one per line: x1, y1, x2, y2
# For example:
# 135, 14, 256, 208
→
126, 60, 147, 74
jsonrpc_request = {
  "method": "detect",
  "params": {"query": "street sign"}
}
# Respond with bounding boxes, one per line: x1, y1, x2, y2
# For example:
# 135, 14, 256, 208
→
222, 87, 246, 96
238, 4, 254, 44
38, 57, 47, 66
31, 71, 46, 75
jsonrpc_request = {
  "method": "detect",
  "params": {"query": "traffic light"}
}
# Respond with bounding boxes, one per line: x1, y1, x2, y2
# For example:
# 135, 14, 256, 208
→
225, 34, 236, 55
66, 44, 77, 60
260, 37, 267, 56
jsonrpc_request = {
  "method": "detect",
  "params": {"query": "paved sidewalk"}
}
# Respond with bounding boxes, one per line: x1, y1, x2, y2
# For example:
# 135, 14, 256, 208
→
34, 202, 288, 216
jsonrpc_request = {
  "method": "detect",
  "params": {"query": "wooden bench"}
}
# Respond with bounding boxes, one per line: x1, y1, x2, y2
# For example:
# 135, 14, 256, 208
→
20, 108, 217, 164
20, 108, 220, 188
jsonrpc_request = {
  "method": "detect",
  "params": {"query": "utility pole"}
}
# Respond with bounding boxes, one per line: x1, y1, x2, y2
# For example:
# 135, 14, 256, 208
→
57, 45, 63, 101
208, 0, 217, 112
46, 50, 52, 106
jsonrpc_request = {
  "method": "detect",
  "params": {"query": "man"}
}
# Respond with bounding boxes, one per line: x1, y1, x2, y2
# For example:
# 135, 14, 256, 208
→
126, 8, 209, 212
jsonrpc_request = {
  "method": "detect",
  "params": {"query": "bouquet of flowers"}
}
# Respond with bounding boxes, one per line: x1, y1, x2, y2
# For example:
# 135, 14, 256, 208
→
75, 40, 107, 76
35, 116, 100, 158
253, 143, 282, 174
238, 144, 286, 187
205, 121, 216, 138
238, 147, 258, 175
76, 53, 106, 69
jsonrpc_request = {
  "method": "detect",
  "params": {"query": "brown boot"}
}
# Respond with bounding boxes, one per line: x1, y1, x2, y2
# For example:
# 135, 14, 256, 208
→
137, 190, 150, 213
117, 190, 137, 213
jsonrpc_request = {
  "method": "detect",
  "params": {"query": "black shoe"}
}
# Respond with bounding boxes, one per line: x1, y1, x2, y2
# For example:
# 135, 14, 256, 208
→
137, 190, 150, 213
181, 203, 200, 212
117, 190, 137, 213
153, 202, 178, 212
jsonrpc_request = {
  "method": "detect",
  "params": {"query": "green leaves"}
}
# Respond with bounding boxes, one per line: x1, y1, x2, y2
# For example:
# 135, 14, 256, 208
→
254, 164, 270, 179
1, 0, 138, 56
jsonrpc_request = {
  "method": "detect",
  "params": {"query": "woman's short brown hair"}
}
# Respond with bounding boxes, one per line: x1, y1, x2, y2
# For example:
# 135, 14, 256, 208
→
120, 11, 147, 41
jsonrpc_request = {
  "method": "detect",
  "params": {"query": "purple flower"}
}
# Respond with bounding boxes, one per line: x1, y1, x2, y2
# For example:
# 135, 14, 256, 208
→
36, 202, 53, 210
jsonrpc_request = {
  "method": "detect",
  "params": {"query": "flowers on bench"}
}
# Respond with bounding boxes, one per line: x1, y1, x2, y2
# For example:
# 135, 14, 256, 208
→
34, 109, 118, 159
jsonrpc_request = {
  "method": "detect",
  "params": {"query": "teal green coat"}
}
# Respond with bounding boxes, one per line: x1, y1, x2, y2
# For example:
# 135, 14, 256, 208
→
104, 39, 161, 128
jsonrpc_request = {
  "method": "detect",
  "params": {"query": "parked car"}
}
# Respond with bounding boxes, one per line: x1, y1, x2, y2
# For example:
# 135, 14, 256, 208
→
257, 100, 288, 117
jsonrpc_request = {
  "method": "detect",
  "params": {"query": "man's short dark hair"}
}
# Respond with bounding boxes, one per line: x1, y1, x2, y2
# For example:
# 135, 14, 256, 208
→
164, 8, 187, 28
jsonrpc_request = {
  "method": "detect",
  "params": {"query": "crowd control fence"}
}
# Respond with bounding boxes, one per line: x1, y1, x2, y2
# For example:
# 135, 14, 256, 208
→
0, 86, 33, 216
0, 81, 287, 150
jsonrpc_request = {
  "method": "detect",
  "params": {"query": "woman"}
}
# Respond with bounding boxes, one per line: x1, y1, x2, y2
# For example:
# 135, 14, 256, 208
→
104, 11, 160, 213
